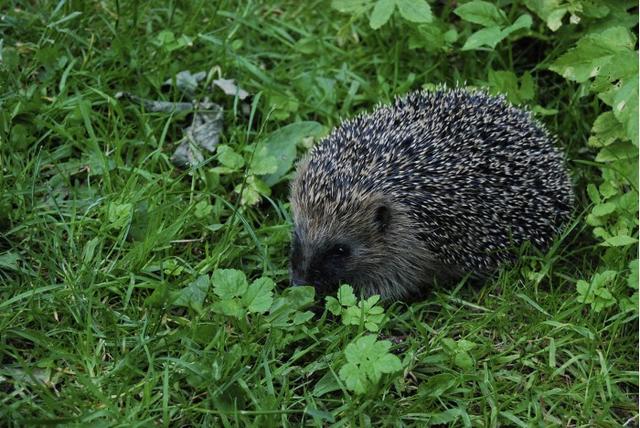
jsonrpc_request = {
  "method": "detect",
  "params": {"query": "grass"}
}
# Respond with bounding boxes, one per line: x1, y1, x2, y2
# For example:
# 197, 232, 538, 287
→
0, 0, 638, 426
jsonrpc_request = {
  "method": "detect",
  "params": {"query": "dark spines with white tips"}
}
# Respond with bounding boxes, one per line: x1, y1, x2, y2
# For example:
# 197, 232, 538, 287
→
289, 88, 574, 300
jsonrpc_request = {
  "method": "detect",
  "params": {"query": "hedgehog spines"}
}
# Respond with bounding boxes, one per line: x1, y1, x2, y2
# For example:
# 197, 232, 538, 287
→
289, 88, 574, 299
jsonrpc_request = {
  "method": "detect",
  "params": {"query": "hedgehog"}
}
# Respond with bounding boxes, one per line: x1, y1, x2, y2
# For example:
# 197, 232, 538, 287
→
289, 88, 574, 300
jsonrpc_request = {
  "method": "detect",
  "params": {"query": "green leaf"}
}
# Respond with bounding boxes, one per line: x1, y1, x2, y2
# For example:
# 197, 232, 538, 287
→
249, 146, 279, 175
628, 259, 639, 290
234, 175, 271, 206
576, 280, 591, 302
155, 30, 194, 52
589, 111, 629, 147
161, 259, 184, 276
325, 296, 343, 315
337, 284, 357, 306
155, 30, 175, 45
339, 335, 402, 394
602, 235, 638, 247
454, 1, 506, 27
235, 183, 260, 206
145, 282, 169, 307
342, 306, 363, 326
268, 286, 316, 329
487, 70, 535, 104
211, 299, 245, 319
441, 338, 457, 353
194, 200, 213, 219
396, 0, 432, 23
373, 352, 402, 373
586, 183, 601, 204
523, 0, 568, 31
519, 71, 535, 101
282, 286, 315, 308
591, 202, 616, 217
461, 26, 502, 50
292, 311, 314, 324
261, 122, 324, 186
593, 48, 638, 94
594, 287, 613, 299
596, 142, 638, 162
265, 90, 299, 120
364, 298, 383, 313
532, 105, 559, 116
312, 371, 342, 397
212, 269, 248, 299
599, 181, 618, 199
107, 202, 132, 228
457, 339, 477, 352
331, 0, 372, 14
338, 362, 368, 394
620, 292, 639, 313
243, 277, 275, 313
331, 285, 385, 330
408, 23, 457, 52
171, 275, 210, 313
217, 144, 245, 170
370, 0, 395, 29
500, 13, 532, 37
0, 252, 20, 270
549, 27, 635, 83
612, 79, 639, 146
454, 351, 474, 370
304, 406, 335, 423
576, 271, 618, 312
210, 272, 279, 319
364, 321, 379, 332
461, 14, 531, 51
420, 373, 458, 397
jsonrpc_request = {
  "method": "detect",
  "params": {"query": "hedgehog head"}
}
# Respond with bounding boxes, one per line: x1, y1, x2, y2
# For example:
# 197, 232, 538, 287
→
289, 157, 437, 299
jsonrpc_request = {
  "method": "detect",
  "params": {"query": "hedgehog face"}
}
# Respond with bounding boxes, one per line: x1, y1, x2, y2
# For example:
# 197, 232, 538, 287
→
289, 233, 356, 294
289, 199, 392, 296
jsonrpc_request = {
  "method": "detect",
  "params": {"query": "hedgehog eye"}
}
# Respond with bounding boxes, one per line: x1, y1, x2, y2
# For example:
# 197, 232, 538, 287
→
327, 244, 350, 258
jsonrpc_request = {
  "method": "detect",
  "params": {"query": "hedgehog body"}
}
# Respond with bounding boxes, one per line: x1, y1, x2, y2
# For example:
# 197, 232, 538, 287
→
289, 88, 574, 300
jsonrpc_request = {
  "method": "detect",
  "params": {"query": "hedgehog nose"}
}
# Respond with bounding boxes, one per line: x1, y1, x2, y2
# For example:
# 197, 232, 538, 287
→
291, 274, 308, 287
290, 271, 308, 287
292, 277, 307, 286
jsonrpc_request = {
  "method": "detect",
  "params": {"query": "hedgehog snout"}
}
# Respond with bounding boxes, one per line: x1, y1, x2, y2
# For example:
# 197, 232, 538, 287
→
289, 255, 333, 291
290, 268, 308, 287
289, 251, 317, 288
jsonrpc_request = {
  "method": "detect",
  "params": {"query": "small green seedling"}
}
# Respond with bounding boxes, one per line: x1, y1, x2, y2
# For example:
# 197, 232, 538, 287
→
441, 338, 477, 370
107, 202, 132, 229
193, 200, 213, 219
576, 271, 618, 312
326, 284, 386, 332
154, 30, 194, 52
338, 335, 403, 394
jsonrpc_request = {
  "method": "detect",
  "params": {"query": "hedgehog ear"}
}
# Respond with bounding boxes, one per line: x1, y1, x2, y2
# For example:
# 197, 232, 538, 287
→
374, 204, 391, 233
